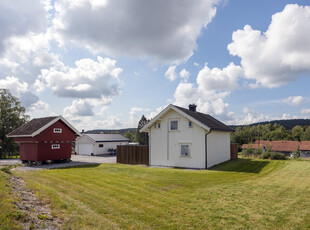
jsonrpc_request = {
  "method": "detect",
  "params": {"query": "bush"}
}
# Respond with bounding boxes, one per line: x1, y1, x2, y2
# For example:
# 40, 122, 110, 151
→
253, 148, 262, 157
260, 152, 271, 159
291, 147, 300, 159
270, 152, 287, 160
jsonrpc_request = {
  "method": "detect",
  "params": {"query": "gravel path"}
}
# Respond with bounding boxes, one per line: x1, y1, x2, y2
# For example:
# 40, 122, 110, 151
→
0, 155, 116, 171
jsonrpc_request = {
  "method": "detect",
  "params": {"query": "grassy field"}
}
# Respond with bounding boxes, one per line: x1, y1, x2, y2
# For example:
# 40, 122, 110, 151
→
3, 158, 310, 229
0, 169, 23, 229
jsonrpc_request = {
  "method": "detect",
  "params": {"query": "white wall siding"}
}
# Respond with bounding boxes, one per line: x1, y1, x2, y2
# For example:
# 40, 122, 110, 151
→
207, 131, 231, 168
150, 110, 206, 169
76, 134, 129, 155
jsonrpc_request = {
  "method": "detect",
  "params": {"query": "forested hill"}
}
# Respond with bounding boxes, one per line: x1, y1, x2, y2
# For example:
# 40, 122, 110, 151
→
85, 128, 136, 135
230, 119, 310, 130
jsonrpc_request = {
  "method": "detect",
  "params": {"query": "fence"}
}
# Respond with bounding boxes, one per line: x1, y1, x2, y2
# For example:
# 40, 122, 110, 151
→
230, 143, 238, 159
117, 145, 149, 165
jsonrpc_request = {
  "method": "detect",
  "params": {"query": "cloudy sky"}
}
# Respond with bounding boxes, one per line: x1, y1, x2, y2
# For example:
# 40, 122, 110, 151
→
1, 0, 310, 131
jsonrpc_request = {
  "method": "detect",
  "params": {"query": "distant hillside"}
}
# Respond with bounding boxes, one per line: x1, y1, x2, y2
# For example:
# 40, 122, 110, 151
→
230, 119, 310, 130
85, 128, 136, 135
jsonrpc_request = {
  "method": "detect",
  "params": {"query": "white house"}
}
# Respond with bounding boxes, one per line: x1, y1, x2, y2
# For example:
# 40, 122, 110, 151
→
140, 104, 234, 169
75, 134, 130, 156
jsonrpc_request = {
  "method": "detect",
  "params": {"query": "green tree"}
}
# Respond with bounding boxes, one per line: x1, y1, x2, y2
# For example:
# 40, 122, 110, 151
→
292, 125, 304, 141
134, 115, 149, 145
124, 130, 133, 142
301, 126, 310, 141
0, 89, 29, 158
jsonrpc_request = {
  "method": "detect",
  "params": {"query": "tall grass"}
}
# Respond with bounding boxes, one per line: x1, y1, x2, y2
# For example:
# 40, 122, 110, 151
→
14, 159, 310, 229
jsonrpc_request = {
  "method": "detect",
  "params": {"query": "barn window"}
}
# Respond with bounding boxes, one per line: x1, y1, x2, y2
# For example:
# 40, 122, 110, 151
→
157, 122, 161, 128
54, 128, 62, 133
170, 120, 178, 131
52, 144, 60, 149
188, 121, 192, 127
181, 145, 190, 157
99, 144, 104, 148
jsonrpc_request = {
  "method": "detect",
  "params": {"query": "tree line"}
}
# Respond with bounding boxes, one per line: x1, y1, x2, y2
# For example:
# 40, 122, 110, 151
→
231, 123, 310, 150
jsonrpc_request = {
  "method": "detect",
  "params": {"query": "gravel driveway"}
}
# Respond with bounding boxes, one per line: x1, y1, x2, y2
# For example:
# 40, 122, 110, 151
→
0, 155, 116, 171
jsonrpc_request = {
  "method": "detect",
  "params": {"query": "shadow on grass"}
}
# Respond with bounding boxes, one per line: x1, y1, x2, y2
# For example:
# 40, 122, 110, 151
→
210, 158, 270, 173
55, 163, 102, 170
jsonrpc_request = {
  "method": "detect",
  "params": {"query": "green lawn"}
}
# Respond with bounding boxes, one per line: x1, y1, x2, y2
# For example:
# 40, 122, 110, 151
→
6, 159, 310, 229
0, 170, 23, 230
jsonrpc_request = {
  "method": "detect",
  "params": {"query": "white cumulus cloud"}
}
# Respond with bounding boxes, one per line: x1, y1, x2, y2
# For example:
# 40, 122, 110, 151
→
282, 96, 304, 106
228, 4, 310, 88
52, 0, 219, 63
165, 66, 177, 81
0, 76, 39, 108
36, 56, 122, 100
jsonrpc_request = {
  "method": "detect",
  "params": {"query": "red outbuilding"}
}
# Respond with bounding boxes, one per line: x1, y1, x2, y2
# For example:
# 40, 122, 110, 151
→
7, 116, 81, 163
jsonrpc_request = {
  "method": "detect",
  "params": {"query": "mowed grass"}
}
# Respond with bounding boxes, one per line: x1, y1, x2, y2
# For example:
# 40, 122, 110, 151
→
13, 159, 310, 229
0, 170, 23, 229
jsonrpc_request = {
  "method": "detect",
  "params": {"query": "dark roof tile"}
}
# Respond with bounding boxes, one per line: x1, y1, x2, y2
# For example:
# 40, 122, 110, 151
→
8, 116, 58, 136
173, 105, 234, 132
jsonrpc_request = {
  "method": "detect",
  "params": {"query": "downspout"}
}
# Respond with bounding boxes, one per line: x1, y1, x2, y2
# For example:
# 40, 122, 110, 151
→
205, 130, 212, 169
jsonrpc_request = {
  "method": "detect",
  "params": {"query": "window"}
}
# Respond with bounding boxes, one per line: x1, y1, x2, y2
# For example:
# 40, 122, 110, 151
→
99, 144, 104, 148
54, 128, 62, 133
170, 120, 178, 131
52, 144, 60, 149
157, 122, 161, 128
181, 145, 190, 157
188, 121, 192, 127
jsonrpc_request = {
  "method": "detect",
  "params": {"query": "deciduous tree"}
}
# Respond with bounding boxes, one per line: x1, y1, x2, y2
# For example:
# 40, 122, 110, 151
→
0, 89, 29, 158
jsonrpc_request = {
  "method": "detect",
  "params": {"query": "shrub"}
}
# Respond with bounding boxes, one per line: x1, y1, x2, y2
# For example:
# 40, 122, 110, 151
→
253, 148, 262, 157
270, 152, 287, 160
260, 152, 271, 159
291, 147, 300, 159
242, 144, 253, 157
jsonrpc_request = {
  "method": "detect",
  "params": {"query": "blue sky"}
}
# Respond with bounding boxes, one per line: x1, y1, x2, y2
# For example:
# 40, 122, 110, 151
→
0, 0, 310, 130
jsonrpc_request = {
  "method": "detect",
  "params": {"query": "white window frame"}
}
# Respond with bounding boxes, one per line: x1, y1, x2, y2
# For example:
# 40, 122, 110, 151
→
51, 144, 60, 149
180, 144, 190, 157
188, 121, 192, 128
53, 128, 62, 133
157, 122, 161, 128
170, 120, 179, 131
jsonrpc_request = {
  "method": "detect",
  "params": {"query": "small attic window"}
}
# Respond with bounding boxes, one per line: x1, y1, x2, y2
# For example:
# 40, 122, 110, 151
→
189, 121, 192, 127
54, 128, 62, 133
157, 122, 161, 128
51, 144, 60, 149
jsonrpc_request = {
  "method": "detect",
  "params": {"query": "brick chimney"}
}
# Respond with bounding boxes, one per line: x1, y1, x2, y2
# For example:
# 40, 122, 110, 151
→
188, 104, 197, 112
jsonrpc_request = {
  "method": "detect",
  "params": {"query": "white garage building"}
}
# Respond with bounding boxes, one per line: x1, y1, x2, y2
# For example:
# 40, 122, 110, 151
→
75, 134, 130, 156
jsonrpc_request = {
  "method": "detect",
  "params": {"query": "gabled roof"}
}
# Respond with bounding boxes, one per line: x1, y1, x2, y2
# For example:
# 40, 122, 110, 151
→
140, 104, 234, 133
7, 116, 81, 138
299, 141, 310, 151
79, 133, 130, 142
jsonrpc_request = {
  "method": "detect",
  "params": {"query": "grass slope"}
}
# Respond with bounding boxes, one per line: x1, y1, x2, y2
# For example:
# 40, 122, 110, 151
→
0, 170, 23, 230
13, 159, 310, 229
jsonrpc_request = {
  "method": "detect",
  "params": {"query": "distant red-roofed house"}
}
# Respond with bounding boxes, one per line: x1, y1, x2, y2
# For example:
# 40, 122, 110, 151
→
300, 141, 310, 158
7, 116, 81, 163
242, 140, 310, 157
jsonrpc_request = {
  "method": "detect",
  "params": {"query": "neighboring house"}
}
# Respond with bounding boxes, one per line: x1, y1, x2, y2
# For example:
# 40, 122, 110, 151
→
75, 134, 130, 156
242, 140, 310, 157
140, 104, 234, 169
299, 141, 310, 158
7, 116, 81, 162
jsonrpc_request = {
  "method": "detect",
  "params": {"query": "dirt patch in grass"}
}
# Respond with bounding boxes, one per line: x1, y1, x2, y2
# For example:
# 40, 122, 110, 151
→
10, 175, 63, 229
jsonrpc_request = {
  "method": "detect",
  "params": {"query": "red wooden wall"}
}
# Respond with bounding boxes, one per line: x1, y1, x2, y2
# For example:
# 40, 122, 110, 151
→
15, 120, 77, 162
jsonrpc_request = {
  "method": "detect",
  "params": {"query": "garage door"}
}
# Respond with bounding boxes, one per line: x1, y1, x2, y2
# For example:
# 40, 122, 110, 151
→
78, 144, 93, 155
